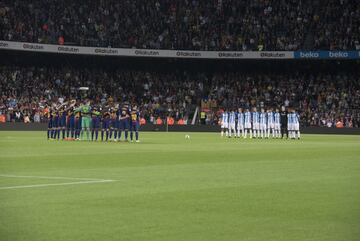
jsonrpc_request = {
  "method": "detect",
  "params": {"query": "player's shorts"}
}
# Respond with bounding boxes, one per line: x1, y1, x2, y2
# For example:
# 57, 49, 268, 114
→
252, 123, 259, 130
59, 116, 66, 128
244, 122, 251, 129
267, 123, 274, 129
109, 119, 117, 129
294, 123, 299, 131
91, 117, 101, 129
130, 121, 140, 132
288, 123, 294, 131
75, 117, 82, 130
237, 123, 244, 130
102, 118, 110, 129
259, 123, 267, 130
48, 119, 53, 129
274, 123, 281, 130
81, 116, 91, 129
120, 119, 130, 130
67, 116, 75, 129
229, 123, 236, 130
52, 117, 59, 128
221, 122, 228, 129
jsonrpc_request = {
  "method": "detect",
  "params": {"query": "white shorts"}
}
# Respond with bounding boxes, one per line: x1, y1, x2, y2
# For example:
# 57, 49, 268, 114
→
229, 123, 236, 130
237, 124, 244, 130
244, 122, 251, 129
288, 123, 294, 131
259, 123, 267, 130
221, 122, 228, 129
274, 123, 280, 130
267, 123, 274, 129
252, 123, 259, 130
294, 123, 299, 131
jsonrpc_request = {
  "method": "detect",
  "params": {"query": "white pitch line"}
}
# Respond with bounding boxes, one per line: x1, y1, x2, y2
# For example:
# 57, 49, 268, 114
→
0, 179, 115, 190
0, 174, 105, 181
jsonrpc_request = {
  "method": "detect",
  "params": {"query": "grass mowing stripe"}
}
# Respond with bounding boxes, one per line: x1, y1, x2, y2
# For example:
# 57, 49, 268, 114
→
0, 174, 108, 181
0, 179, 116, 190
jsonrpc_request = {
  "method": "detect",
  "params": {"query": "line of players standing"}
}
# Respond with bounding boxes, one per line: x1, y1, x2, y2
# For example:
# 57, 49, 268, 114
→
47, 100, 140, 142
220, 106, 301, 139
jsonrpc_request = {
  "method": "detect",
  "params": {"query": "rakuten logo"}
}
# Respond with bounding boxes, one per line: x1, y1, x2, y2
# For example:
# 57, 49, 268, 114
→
176, 51, 201, 57
23, 43, 44, 50
58, 46, 79, 53
218, 52, 243, 58
260, 52, 285, 58
95, 48, 118, 54
135, 50, 159, 56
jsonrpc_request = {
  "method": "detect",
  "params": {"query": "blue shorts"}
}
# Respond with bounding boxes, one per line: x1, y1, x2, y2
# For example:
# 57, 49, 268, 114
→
52, 117, 59, 128
92, 117, 101, 129
110, 119, 119, 129
102, 118, 110, 129
120, 119, 130, 130
59, 116, 67, 128
130, 121, 140, 132
75, 117, 82, 130
67, 116, 75, 129
48, 119, 53, 129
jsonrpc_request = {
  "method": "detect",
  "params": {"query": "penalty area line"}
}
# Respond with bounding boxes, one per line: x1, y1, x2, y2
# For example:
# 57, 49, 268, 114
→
0, 179, 116, 190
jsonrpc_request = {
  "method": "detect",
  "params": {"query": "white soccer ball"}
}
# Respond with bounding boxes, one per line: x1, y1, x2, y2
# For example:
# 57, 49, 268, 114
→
185, 134, 190, 139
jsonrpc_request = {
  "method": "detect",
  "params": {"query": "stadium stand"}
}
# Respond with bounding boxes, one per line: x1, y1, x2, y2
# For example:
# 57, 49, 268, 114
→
1, 0, 359, 50
0, 0, 359, 128
0, 65, 359, 127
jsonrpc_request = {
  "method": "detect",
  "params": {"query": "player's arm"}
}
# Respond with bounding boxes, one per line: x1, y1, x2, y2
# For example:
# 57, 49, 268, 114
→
74, 106, 82, 113
119, 111, 128, 120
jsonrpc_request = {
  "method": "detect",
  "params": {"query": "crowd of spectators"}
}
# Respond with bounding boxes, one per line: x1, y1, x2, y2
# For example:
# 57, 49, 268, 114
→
0, 66, 199, 124
200, 72, 360, 128
1, 0, 359, 51
0, 66, 359, 127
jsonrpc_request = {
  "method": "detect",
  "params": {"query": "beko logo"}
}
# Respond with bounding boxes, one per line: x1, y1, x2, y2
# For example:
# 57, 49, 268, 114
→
329, 52, 348, 58
299, 52, 319, 58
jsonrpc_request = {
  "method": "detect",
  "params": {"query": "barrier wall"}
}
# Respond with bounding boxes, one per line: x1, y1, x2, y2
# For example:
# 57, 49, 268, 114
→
1, 123, 359, 135
1, 41, 360, 59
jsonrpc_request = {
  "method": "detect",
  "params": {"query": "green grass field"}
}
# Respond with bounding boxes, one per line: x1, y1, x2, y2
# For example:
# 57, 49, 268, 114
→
0, 131, 359, 241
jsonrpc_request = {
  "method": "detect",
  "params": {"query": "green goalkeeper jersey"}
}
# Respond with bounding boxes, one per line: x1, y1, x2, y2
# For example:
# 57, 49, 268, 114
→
75, 105, 91, 117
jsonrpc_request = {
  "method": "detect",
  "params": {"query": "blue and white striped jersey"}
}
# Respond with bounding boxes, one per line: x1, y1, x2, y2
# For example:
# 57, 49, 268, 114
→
229, 111, 236, 124
244, 111, 251, 123
288, 113, 298, 124
237, 112, 244, 125
259, 112, 267, 124
252, 112, 260, 124
287, 113, 291, 124
222, 112, 228, 124
293, 112, 300, 124
274, 112, 280, 124
267, 112, 274, 124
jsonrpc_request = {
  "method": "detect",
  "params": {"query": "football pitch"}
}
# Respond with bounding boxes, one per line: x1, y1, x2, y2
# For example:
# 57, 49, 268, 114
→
0, 131, 359, 241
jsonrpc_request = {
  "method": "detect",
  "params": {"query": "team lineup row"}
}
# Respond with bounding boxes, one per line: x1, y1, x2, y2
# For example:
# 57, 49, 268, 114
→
47, 100, 140, 142
220, 107, 300, 139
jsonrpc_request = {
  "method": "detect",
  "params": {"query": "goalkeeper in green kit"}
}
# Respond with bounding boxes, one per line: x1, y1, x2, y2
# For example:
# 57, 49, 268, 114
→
75, 100, 92, 140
